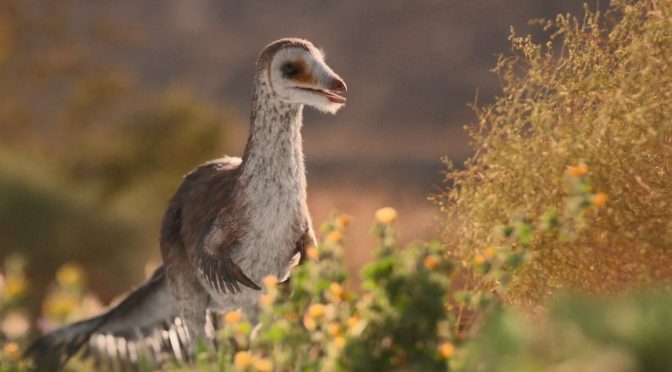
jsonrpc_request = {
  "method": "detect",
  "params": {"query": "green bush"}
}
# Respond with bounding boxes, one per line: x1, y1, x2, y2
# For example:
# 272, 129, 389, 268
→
0, 153, 148, 304
463, 290, 672, 371
438, 0, 672, 305
209, 213, 456, 371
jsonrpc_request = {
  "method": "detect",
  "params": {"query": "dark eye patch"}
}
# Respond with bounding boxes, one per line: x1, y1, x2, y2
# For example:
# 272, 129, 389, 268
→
281, 61, 301, 77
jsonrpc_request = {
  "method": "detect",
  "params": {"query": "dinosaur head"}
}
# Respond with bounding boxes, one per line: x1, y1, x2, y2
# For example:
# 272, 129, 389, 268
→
257, 38, 347, 114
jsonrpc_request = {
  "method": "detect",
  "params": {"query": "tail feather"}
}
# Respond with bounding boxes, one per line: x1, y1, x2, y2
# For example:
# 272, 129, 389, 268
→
24, 314, 107, 370
24, 266, 190, 370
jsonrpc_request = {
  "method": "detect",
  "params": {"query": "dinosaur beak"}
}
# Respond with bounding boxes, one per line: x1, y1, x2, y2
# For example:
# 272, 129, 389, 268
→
296, 76, 347, 104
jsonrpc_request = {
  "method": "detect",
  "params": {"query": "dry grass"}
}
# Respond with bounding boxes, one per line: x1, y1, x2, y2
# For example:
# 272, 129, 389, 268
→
439, 0, 672, 305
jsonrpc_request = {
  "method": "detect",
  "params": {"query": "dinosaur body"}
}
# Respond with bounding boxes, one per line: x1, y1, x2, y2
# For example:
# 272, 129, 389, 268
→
25, 38, 346, 370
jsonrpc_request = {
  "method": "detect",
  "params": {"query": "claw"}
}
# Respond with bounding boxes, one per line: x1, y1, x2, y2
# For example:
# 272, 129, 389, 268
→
197, 252, 260, 293
232, 264, 261, 291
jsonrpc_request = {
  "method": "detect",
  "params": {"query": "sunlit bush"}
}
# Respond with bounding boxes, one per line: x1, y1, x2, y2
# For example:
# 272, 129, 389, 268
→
438, 0, 672, 305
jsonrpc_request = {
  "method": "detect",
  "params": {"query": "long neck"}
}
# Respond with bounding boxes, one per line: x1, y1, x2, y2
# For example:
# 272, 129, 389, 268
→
237, 78, 307, 210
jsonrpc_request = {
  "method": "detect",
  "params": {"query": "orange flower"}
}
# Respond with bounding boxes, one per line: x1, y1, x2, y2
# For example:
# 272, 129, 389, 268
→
473, 254, 486, 265
593, 193, 608, 207
329, 283, 344, 300
259, 294, 274, 307
439, 342, 455, 359
2, 342, 20, 361
375, 207, 398, 224
484, 246, 497, 259
252, 357, 273, 372
327, 230, 343, 243
307, 303, 326, 319
224, 311, 243, 324
327, 323, 342, 336
568, 163, 589, 177
303, 315, 317, 331
262, 275, 278, 288
234, 351, 252, 368
334, 336, 346, 349
423, 255, 440, 270
347, 315, 360, 330
3, 342, 19, 354
338, 214, 353, 227
306, 246, 319, 260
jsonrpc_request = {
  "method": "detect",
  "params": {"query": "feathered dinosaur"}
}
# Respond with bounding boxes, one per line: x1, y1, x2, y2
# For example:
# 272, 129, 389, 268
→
25, 38, 347, 370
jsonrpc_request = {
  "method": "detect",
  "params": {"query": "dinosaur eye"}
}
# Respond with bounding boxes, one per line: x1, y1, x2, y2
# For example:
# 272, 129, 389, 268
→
281, 62, 300, 77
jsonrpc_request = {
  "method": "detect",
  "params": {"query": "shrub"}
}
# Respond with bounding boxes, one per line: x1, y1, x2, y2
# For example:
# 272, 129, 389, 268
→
438, 0, 672, 305
463, 290, 672, 371
211, 213, 456, 371
3, 212, 672, 371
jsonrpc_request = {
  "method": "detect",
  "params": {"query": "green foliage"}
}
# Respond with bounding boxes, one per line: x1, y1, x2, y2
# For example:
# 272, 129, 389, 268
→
463, 290, 672, 372
438, 0, 672, 304
347, 230, 450, 370
0, 153, 148, 302
0, 1, 233, 302
206, 214, 455, 371
4, 213, 672, 372
69, 92, 230, 203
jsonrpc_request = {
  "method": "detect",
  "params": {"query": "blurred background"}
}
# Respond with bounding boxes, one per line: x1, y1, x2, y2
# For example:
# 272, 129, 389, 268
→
0, 0, 583, 305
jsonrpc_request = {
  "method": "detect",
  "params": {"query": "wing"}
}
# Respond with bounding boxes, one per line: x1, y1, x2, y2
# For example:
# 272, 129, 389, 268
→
194, 216, 261, 294
173, 157, 260, 294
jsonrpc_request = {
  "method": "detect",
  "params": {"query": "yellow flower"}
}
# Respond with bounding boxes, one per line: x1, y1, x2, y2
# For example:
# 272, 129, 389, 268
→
303, 314, 317, 331
593, 193, 608, 207
224, 311, 242, 324
234, 351, 252, 368
43, 295, 78, 318
329, 283, 344, 299
3, 277, 26, 298
484, 246, 497, 259
306, 246, 319, 260
252, 357, 273, 372
423, 255, 440, 270
262, 275, 278, 288
473, 254, 486, 265
439, 342, 455, 359
326, 230, 343, 243
56, 263, 84, 287
334, 336, 346, 349
568, 163, 589, 177
375, 207, 398, 224
259, 294, 274, 307
327, 323, 342, 336
307, 303, 326, 319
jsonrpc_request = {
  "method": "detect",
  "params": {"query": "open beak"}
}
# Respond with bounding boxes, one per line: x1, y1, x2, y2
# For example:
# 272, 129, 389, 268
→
296, 77, 347, 104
